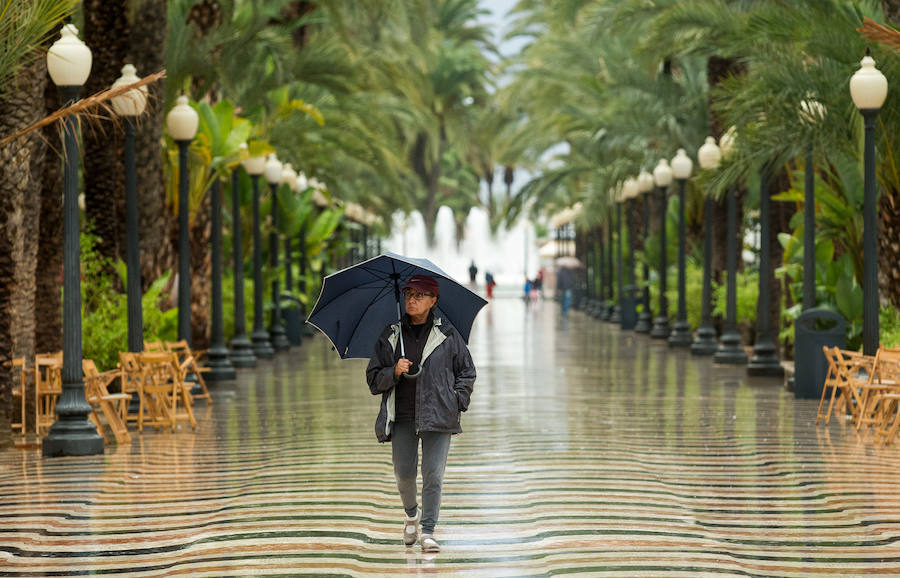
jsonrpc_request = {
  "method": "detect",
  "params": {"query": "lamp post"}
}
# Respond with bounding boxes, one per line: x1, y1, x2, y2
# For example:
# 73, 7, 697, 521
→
111, 64, 148, 355
42, 25, 104, 457
265, 154, 290, 351
799, 97, 826, 311
634, 170, 655, 333
281, 163, 298, 296
245, 152, 274, 359
296, 173, 309, 319
714, 129, 749, 365
229, 147, 256, 368
850, 52, 889, 357
605, 208, 615, 320
620, 178, 639, 330
669, 149, 693, 347
166, 95, 200, 346
598, 226, 609, 320
650, 160, 673, 339
747, 167, 784, 376
691, 137, 721, 356
204, 175, 237, 381
610, 186, 623, 324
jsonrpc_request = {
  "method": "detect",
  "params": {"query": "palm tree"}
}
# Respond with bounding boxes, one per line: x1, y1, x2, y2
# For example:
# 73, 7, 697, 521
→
0, 0, 75, 420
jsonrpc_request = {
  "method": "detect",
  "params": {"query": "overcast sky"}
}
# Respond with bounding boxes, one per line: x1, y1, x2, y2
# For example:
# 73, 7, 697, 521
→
478, 0, 526, 58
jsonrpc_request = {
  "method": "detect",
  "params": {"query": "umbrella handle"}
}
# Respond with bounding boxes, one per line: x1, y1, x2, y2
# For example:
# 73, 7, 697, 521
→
402, 367, 422, 379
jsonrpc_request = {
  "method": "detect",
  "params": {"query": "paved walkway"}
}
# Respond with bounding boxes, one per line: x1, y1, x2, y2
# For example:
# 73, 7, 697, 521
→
2, 297, 900, 576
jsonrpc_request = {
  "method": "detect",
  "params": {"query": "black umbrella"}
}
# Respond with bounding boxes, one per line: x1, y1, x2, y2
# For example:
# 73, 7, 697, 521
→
306, 252, 488, 361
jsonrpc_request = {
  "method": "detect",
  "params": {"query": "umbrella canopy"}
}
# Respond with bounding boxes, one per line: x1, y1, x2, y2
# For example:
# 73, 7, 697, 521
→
555, 256, 583, 269
307, 252, 488, 359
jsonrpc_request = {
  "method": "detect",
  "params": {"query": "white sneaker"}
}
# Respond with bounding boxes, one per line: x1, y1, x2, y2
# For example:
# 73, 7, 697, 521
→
420, 533, 440, 553
403, 511, 420, 546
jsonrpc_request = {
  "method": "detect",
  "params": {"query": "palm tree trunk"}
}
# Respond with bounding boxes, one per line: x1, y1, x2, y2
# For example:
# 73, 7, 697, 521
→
130, 0, 175, 289
83, 0, 129, 265
883, 0, 900, 24
190, 195, 213, 350
706, 56, 747, 285
0, 61, 46, 419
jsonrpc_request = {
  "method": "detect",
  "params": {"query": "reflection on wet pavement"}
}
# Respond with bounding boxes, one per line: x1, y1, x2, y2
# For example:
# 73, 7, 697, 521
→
2, 298, 900, 576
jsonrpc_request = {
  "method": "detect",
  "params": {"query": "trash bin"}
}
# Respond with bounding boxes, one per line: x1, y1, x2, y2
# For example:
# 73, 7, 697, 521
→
794, 308, 846, 399
280, 295, 305, 346
619, 286, 638, 330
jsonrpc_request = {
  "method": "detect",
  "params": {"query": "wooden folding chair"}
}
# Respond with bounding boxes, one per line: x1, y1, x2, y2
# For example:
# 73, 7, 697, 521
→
874, 392, 900, 446
137, 352, 196, 432
143, 341, 166, 353
817, 347, 873, 426
10, 357, 28, 435
118, 352, 143, 426
165, 340, 212, 403
34, 352, 62, 436
856, 347, 900, 432
83, 359, 131, 444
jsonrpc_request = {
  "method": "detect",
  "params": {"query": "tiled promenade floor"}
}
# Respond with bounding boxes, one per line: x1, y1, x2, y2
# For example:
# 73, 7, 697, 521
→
2, 297, 900, 576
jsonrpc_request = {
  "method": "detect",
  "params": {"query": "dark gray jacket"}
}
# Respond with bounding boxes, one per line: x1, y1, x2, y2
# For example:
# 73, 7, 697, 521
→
366, 316, 476, 443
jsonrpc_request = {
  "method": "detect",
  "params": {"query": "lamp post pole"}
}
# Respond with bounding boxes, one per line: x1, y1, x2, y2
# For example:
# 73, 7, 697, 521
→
265, 155, 290, 351
42, 25, 104, 457
802, 141, 816, 310
597, 229, 607, 319
748, 167, 784, 376
615, 199, 624, 325
634, 171, 654, 333
248, 160, 274, 359
206, 177, 236, 380
229, 160, 256, 367
111, 64, 147, 354
669, 150, 693, 347
166, 95, 200, 346
620, 178, 638, 330
651, 160, 673, 339
714, 184, 749, 364
610, 193, 623, 323
692, 137, 722, 356
850, 52, 888, 357
606, 213, 615, 320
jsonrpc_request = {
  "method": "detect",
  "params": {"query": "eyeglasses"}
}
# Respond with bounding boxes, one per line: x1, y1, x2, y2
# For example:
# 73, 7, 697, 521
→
403, 291, 435, 301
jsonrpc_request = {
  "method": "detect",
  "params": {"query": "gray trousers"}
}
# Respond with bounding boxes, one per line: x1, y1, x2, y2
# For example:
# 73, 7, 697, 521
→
391, 420, 451, 534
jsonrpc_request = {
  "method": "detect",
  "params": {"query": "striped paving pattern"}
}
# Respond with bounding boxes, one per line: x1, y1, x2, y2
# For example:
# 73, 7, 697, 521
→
2, 298, 900, 576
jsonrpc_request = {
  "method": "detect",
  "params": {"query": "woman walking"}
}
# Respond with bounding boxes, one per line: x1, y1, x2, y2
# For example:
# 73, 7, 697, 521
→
366, 274, 477, 553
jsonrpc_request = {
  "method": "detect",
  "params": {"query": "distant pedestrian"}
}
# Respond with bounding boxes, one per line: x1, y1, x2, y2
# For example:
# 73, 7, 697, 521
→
366, 274, 477, 554
485, 271, 496, 299
468, 260, 478, 284
557, 267, 575, 316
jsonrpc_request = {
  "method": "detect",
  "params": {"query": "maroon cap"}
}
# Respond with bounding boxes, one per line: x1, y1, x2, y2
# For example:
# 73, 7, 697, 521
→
402, 274, 440, 296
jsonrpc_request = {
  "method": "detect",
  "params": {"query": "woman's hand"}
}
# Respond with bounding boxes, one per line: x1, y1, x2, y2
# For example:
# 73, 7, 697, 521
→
394, 357, 412, 377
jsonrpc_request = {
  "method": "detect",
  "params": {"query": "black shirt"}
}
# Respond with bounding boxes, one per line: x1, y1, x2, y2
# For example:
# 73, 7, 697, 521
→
394, 312, 432, 422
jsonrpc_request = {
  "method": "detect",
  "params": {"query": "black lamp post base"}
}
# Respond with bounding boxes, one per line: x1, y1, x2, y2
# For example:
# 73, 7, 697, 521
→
228, 335, 257, 368
668, 321, 693, 347
691, 326, 717, 355
251, 330, 275, 359
619, 292, 637, 331
599, 304, 611, 321
205, 345, 237, 381
609, 305, 622, 324
42, 419, 104, 457
747, 341, 784, 377
270, 326, 291, 351
634, 312, 652, 334
650, 317, 671, 339
714, 331, 748, 364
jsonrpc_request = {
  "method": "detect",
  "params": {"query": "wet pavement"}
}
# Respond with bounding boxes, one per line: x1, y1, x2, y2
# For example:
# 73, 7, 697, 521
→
2, 296, 900, 576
